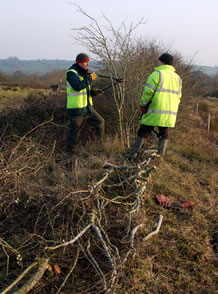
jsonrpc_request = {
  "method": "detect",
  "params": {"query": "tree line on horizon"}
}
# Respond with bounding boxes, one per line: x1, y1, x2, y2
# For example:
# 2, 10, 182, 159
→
0, 64, 218, 98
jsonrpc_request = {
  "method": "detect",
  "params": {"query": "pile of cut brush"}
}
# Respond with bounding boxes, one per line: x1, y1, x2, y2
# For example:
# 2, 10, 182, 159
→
0, 128, 162, 294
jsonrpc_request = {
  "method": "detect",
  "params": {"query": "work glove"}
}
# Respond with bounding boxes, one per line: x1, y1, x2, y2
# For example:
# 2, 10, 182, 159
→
89, 72, 97, 81
95, 89, 103, 96
114, 78, 123, 83
140, 106, 148, 113
91, 89, 104, 97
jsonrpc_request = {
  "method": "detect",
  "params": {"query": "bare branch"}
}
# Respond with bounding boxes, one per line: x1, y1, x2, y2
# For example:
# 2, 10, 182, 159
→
143, 215, 163, 241
8, 117, 53, 163
2, 259, 49, 294
130, 223, 145, 258
57, 248, 80, 293
14, 258, 49, 294
45, 224, 92, 250
87, 240, 107, 291
92, 224, 114, 269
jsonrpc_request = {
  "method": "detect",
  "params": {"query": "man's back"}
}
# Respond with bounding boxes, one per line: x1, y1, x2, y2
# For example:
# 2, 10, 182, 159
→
141, 64, 182, 128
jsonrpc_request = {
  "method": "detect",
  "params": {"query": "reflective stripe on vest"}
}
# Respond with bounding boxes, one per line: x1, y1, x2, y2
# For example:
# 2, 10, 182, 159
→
67, 92, 88, 96
66, 69, 92, 110
147, 110, 177, 115
145, 83, 156, 91
156, 70, 182, 95
145, 71, 182, 95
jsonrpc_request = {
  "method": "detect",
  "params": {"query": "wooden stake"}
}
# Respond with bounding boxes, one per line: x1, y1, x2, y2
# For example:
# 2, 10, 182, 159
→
208, 114, 211, 133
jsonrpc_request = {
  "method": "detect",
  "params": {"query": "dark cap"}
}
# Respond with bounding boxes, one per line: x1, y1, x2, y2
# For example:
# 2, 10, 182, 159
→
159, 53, 174, 65
76, 53, 90, 63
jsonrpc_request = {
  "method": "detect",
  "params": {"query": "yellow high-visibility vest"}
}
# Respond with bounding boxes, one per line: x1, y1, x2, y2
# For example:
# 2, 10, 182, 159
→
66, 69, 93, 115
140, 64, 182, 127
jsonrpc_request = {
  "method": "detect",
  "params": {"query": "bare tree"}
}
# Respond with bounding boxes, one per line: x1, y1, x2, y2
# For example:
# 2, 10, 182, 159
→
70, 4, 196, 149
71, 4, 146, 144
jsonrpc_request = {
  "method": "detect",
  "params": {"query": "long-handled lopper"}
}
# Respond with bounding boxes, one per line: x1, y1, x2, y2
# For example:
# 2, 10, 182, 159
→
95, 73, 123, 84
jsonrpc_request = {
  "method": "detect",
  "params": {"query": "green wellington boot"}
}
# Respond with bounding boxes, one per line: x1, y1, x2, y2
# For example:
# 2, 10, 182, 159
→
125, 136, 143, 160
157, 138, 169, 156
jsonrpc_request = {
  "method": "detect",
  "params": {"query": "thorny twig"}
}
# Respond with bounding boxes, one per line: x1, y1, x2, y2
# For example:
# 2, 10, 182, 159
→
57, 248, 80, 294
8, 117, 53, 163
0, 237, 22, 274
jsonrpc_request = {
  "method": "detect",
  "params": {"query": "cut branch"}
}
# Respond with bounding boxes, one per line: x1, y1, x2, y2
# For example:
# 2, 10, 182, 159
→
143, 214, 163, 241
45, 224, 92, 250
87, 241, 107, 291
15, 258, 49, 294
92, 224, 114, 269
2, 258, 49, 294
130, 223, 145, 258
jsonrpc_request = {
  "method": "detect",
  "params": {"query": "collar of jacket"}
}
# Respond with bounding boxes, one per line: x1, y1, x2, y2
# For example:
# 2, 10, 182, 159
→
154, 64, 176, 72
70, 63, 89, 77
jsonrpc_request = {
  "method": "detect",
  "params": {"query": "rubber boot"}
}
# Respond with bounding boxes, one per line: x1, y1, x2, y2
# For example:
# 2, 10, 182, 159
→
125, 136, 143, 160
157, 138, 169, 156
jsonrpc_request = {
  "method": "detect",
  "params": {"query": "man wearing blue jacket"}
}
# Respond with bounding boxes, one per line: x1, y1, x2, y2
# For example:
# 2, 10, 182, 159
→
66, 53, 104, 154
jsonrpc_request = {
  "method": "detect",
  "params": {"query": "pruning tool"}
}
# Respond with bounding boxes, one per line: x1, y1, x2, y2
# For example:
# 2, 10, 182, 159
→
88, 72, 123, 91
96, 73, 123, 84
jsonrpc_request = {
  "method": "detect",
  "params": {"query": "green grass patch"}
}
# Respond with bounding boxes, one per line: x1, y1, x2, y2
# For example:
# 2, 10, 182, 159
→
0, 87, 50, 109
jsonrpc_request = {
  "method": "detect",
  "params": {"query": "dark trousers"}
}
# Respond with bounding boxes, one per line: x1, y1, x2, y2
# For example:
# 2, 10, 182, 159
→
138, 125, 168, 139
66, 109, 104, 153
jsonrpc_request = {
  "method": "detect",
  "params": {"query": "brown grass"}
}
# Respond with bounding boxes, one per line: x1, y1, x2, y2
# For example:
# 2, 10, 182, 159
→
0, 94, 217, 293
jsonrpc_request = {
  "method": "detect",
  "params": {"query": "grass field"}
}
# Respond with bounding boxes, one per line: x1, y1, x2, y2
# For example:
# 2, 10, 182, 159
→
0, 86, 53, 110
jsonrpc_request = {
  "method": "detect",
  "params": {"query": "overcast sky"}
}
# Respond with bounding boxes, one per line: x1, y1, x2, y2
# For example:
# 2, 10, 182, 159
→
0, 0, 217, 66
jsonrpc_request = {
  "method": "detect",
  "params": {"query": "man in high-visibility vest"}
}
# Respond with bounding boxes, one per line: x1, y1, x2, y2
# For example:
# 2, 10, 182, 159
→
66, 53, 104, 154
126, 53, 182, 159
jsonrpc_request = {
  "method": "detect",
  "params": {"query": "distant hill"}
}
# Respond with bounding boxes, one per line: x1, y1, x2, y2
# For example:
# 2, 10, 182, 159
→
0, 57, 98, 75
192, 65, 218, 77
0, 57, 218, 77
